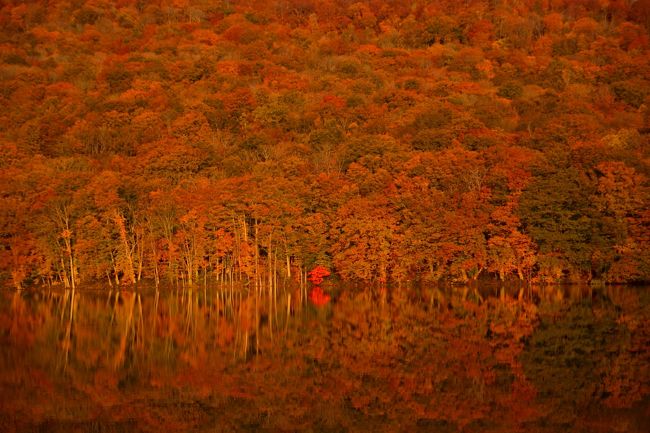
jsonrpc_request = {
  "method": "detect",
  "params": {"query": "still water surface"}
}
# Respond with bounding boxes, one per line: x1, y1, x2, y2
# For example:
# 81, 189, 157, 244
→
0, 284, 648, 432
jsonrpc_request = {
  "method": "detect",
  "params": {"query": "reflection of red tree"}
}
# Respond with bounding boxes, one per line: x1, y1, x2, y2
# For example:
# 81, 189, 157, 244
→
308, 265, 330, 285
309, 286, 330, 307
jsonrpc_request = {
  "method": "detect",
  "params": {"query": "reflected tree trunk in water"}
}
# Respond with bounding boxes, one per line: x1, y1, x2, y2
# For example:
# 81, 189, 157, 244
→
113, 292, 136, 369
1, 284, 648, 432
60, 288, 76, 372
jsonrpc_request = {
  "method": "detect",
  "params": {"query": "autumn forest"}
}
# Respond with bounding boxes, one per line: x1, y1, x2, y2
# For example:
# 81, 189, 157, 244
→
1, 0, 650, 289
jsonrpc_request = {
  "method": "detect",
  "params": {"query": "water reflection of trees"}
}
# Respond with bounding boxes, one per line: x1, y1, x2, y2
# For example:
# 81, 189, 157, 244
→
0, 284, 648, 433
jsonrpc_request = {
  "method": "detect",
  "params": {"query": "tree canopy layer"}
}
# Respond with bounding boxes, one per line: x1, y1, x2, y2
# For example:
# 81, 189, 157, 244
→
0, 0, 649, 287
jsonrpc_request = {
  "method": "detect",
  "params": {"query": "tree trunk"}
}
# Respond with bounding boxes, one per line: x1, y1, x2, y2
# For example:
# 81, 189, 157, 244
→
113, 210, 136, 285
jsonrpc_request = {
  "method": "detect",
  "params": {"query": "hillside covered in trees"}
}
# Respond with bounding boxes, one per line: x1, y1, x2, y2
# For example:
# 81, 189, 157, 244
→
1, 0, 649, 288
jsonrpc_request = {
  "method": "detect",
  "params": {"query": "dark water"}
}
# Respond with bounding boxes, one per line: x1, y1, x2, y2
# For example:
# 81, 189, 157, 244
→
0, 284, 648, 433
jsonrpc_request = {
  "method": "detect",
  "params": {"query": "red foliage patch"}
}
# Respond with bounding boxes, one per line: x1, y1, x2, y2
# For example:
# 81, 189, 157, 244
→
308, 265, 331, 285
308, 286, 331, 307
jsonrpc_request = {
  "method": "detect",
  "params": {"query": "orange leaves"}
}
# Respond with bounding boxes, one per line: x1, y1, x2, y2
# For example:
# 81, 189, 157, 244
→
2, 0, 650, 287
593, 161, 650, 282
467, 19, 494, 46
476, 59, 495, 79
319, 94, 346, 115
543, 12, 564, 33
220, 87, 256, 113
356, 43, 382, 55
191, 29, 219, 45
595, 161, 645, 218
115, 79, 168, 109
216, 60, 240, 76
330, 196, 402, 282
139, 139, 207, 179
261, 65, 310, 91
572, 17, 600, 37
618, 22, 649, 51
486, 193, 538, 280
221, 17, 260, 45
86, 170, 122, 210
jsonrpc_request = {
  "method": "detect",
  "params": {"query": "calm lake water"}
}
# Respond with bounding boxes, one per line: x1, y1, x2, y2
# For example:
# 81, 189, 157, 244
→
0, 283, 648, 432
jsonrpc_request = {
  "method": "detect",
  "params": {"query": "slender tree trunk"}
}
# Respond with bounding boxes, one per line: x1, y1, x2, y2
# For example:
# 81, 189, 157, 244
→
152, 240, 160, 286
114, 210, 136, 285
56, 206, 76, 290
242, 215, 248, 243
60, 256, 70, 288
136, 231, 144, 281
110, 251, 120, 285
65, 237, 76, 290
233, 216, 241, 282
273, 249, 278, 324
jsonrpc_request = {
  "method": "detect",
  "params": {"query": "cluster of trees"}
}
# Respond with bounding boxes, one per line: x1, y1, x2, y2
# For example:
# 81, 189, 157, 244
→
1, 0, 649, 288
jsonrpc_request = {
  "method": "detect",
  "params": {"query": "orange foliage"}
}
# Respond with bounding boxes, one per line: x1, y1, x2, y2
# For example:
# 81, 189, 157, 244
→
0, 0, 649, 287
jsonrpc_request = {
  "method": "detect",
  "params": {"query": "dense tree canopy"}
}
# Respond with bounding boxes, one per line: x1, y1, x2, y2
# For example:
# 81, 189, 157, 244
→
1, 0, 649, 288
